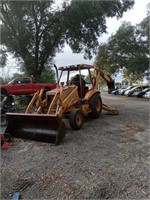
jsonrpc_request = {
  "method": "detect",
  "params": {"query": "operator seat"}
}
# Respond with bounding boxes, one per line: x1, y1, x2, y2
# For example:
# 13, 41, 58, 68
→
70, 74, 86, 97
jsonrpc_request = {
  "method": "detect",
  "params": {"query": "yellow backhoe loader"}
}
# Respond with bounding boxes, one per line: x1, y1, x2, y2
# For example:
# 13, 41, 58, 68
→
5, 64, 119, 144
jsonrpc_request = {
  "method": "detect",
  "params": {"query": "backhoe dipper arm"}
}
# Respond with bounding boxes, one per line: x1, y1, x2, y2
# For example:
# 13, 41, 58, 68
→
93, 67, 119, 115
94, 68, 115, 93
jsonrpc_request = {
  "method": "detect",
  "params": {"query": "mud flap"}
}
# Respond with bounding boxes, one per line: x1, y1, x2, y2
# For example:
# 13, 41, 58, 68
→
5, 113, 66, 145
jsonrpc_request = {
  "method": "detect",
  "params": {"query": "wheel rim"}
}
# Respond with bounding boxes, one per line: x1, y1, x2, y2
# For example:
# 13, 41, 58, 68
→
76, 113, 83, 126
95, 98, 101, 112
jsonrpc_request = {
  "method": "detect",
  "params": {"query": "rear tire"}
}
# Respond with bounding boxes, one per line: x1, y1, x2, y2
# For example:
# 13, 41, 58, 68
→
89, 93, 102, 118
1, 114, 7, 126
69, 109, 84, 130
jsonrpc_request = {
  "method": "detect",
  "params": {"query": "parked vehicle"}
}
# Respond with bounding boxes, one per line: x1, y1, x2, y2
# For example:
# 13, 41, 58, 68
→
0, 77, 57, 96
144, 91, 150, 99
0, 95, 18, 126
111, 90, 119, 95
111, 88, 120, 95
120, 86, 134, 95
125, 86, 148, 97
118, 87, 125, 94
136, 88, 150, 98
124, 86, 137, 96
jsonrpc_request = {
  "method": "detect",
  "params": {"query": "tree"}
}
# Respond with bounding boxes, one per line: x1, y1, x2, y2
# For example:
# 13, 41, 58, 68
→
0, 48, 7, 68
122, 68, 143, 85
40, 68, 56, 83
0, 0, 134, 80
11, 67, 56, 83
94, 43, 112, 72
94, 17, 149, 81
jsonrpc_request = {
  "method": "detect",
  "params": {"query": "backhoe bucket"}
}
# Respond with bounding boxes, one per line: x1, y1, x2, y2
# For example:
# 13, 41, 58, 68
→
107, 81, 115, 94
5, 113, 66, 145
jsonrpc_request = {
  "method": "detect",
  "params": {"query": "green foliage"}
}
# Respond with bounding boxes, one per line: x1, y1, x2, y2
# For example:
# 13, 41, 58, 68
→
14, 95, 33, 109
64, 0, 134, 59
122, 68, 143, 85
2, 72, 29, 83
0, 48, 7, 68
11, 73, 29, 79
94, 17, 149, 81
94, 43, 111, 72
10, 68, 55, 83
40, 68, 56, 83
0, 0, 134, 80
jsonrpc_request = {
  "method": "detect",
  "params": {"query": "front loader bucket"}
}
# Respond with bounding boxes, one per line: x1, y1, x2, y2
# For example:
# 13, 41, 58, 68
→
5, 113, 66, 145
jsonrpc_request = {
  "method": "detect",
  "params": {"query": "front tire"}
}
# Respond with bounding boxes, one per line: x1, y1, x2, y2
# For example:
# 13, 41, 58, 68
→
89, 93, 102, 118
69, 109, 84, 130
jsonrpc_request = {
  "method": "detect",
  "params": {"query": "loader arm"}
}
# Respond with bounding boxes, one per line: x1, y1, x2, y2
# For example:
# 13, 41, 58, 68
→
26, 89, 46, 114
57, 86, 79, 117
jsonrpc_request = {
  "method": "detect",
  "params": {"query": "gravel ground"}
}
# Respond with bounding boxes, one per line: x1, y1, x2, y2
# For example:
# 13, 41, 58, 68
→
1, 92, 150, 200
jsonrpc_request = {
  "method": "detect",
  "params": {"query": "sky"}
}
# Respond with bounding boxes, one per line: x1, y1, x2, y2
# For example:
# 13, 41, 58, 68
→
54, 0, 149, 68
1, 0, 149, 80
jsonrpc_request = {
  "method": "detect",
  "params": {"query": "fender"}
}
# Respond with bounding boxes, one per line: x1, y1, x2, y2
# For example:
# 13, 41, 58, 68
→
83, 89, 100, 101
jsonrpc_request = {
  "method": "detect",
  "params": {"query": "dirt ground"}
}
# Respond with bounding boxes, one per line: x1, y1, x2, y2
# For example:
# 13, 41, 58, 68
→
1, 92, 150, 200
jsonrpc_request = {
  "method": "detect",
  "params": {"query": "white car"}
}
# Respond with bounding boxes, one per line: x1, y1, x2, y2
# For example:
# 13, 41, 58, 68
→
124, 86, 147, 97
124, 86, 137, 96
144, 91, 150, 98
119, 86, 134, 95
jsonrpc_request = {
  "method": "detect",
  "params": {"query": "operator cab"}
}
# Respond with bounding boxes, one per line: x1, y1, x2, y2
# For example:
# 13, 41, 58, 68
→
58, 64, 94, 98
